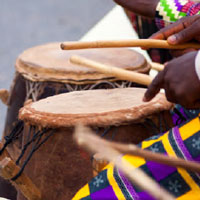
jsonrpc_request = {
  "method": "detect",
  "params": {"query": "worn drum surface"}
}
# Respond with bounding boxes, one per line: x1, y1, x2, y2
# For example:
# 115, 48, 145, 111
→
1, 43, 151, 200
16, 88, 173, 200
3, 43, 151, 139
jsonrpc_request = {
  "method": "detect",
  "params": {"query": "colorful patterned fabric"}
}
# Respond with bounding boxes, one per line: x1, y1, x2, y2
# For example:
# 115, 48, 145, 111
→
171, 104, 200, 126
73, 116, 200, 200
128, 0, 200, 63
155, 0, 200, 29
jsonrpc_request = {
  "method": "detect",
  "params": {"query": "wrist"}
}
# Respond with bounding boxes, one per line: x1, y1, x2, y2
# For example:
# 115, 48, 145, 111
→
195, 50, 200, 80
114, 0, 159, 18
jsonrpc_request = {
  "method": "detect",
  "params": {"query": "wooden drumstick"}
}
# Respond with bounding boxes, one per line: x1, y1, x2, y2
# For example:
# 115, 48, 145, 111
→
0, 157, 41, 200
151, 62, 165, 71
74, 126, 200, 173
106, 140, 200, 174
70, 55, 153, 86
74, 125, 175, 200
61, 39, 200, 50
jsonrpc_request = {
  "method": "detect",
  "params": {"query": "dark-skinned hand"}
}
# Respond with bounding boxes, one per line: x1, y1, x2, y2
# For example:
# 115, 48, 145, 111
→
150, 15, 200, 57
113, 0, 159, 18
144, 51, 200, 109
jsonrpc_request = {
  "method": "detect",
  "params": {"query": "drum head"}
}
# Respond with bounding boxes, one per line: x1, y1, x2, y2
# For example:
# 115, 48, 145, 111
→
16, 43, 150, 83
19, 88, 172, 128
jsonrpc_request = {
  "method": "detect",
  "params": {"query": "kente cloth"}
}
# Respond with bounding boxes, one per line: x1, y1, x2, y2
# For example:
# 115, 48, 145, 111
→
155, 0, 200, 29
73, 116, 200, 200
129, 0, 200, 63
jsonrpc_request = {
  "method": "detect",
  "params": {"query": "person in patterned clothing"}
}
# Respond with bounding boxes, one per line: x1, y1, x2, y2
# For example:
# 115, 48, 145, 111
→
115, 0, 200, 63
73, 1, 200, 199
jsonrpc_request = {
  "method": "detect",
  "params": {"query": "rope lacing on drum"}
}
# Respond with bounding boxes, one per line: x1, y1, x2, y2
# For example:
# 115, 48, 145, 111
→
0, 120, 24, 156
11, 126, 55, 181
0, 121, 55, 181
25, 80, 45, 101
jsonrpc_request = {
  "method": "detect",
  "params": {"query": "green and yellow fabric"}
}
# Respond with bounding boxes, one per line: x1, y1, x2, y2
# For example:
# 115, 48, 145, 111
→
155, 0, 200, 29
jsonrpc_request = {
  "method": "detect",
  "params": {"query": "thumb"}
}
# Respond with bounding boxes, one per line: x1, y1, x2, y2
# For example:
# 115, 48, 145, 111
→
168, 20, 200, 44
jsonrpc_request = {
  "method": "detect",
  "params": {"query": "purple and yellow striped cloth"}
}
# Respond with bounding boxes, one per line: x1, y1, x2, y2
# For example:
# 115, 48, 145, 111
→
73, 115, 200, 199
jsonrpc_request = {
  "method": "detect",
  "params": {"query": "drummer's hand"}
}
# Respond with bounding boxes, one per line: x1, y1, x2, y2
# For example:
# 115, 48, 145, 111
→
150, 15, 200, 57
144, 51, 200, 109
113, 0, 159, 18
150, 15, 200, 44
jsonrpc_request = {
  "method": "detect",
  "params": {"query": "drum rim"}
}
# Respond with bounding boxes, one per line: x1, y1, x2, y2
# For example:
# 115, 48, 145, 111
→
15, 43, 151, 84
19, 88, 173, 128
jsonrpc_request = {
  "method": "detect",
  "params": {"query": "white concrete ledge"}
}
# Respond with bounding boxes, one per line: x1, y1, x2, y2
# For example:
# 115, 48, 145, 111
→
81, 6, 158, 78
81, 6, 151, 62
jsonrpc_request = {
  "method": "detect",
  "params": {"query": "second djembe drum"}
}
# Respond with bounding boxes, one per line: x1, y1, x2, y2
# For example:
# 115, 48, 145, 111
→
3, 43, 151, 138
0, 43, 151, 200
2, 43, 151, 162
10, 87, 173, 200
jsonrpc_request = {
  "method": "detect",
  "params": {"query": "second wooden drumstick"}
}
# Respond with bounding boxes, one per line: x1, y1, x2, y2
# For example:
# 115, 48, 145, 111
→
70, 55, 153, 86
61, 39, 200, 50
75, 126, 200, 174
151, 62, 165, 71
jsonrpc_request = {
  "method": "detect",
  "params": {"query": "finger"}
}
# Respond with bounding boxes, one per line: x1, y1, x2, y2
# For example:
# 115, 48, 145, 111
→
168, 18, 200, 44
164, 62, 168, 66
143, 70, 165, 102
150, 21, 186, 40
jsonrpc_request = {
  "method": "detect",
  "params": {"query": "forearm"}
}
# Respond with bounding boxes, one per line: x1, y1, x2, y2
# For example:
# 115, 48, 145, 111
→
114, 0, 159, 18
155, 0, 200, 29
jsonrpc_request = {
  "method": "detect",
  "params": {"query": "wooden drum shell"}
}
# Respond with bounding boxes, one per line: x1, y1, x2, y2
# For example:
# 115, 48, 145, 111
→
1, 45, 151, 199
16, 87, 173, 199
3, 44, 151, 142
17, 110, 172, 200
17, 127, 93, 200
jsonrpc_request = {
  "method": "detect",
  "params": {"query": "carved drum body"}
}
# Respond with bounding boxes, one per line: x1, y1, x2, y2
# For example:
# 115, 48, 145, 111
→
1, 43, 151, 200
4, 43, 151, 139
16, 88, 173, 200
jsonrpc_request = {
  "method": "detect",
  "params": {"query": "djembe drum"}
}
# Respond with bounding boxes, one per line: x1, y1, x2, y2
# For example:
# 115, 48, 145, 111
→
5, 87, 173, 200
0, 43, 151, 200
3, 43, 151, 141
0, 44, 151, 199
